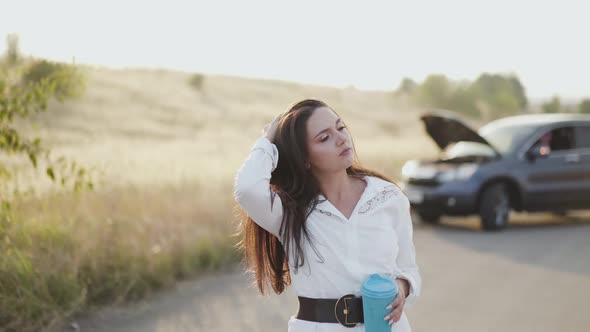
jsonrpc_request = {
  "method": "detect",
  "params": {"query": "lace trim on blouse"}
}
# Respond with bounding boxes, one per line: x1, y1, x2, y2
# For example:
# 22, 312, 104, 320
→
316, 208, 333, 217
314, 185, 399, 217
358, 185, 399, 215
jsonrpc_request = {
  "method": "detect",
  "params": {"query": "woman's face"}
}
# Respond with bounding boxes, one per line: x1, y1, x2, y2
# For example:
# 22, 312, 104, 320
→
305, 106, 354, 174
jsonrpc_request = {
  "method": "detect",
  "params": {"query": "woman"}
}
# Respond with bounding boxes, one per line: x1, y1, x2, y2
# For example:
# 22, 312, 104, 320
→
234, 99, 421, 331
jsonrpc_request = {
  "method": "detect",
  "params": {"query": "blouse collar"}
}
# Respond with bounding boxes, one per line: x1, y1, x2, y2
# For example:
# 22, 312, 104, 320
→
315, 176, 395, 220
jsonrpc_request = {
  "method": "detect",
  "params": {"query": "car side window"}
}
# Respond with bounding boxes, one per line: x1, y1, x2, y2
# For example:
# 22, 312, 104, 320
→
532, 126, 575, 154
575, 126, 590, 149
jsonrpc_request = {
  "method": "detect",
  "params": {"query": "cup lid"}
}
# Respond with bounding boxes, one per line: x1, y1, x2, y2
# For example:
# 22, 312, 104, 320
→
361, 274, 398, 298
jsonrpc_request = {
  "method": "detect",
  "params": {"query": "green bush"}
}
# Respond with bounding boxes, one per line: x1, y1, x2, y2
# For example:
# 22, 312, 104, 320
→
470, 73, 527, 116
578, 99, 590, 114
395, 77, 417, 96
22, 59, 86, 101
188, 73, 205, 90
0, 35, 92, 197
416, 74, 452, 108
542, 96, 561, 113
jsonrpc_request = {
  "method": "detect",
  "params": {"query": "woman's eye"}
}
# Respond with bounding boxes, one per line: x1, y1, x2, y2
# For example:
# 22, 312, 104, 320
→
320, 126, 346, 142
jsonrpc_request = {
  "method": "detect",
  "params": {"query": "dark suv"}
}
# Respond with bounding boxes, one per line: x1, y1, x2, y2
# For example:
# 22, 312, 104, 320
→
399, 111, 590, 230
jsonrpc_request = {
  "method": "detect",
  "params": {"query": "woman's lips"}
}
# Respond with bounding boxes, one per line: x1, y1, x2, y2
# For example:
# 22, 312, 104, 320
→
339, 148, 352, 156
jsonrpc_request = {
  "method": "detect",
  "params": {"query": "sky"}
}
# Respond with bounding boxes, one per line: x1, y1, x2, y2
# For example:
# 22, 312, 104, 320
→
1, 0, 589, 100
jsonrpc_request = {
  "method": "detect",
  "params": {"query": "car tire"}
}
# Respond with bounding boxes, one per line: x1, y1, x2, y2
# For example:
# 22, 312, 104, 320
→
417, 210, 441, 224
479, 183, 510, 231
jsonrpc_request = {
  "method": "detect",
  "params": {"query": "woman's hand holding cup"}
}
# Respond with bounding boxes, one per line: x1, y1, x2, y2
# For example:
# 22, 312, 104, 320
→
384, 279, 408, 325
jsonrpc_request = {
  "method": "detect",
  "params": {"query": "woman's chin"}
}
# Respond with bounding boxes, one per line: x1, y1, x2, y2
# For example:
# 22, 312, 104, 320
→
342, 159, 354, 169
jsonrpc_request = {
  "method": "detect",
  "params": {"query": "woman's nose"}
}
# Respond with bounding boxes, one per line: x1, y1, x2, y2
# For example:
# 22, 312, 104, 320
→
336, 131, 346, 145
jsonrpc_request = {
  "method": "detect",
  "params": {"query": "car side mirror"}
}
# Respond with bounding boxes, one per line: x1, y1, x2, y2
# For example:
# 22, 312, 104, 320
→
526, 144, 550, 161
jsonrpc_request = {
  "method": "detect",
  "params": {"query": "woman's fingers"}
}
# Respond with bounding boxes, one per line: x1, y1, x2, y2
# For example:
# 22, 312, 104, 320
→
384, 305, 402, 319
384, 295, 404, 325
384, 307, 402, 325
269, 113, 282, 129
264, 113, 283, 142
385, 296, 400, 309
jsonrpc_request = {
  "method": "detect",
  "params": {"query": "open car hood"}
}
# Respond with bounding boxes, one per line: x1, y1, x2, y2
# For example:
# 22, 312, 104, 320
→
420, 111, 500, 156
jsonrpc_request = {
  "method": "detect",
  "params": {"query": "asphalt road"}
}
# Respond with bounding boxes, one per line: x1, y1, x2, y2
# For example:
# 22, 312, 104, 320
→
58, 212, 590, 332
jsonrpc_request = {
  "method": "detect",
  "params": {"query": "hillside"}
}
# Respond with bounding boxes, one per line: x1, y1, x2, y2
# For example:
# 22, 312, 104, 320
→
15, 66, 438, 192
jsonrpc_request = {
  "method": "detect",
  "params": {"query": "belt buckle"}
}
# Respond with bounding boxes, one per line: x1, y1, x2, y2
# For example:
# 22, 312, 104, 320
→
334, 294, 358, 328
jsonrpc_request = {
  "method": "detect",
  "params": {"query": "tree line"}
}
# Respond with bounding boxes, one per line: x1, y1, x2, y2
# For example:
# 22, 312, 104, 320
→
395, 73, 590, 118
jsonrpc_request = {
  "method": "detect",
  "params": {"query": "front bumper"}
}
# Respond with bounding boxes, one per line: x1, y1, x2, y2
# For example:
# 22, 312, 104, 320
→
399, 181, 479, 216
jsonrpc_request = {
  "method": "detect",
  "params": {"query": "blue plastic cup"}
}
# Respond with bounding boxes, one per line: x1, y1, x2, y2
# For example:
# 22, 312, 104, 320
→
361, 274, 398, 332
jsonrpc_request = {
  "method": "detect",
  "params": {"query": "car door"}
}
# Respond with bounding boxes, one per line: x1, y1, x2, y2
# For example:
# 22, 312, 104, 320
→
523, 126, 583, 211
573, 124, 590, 208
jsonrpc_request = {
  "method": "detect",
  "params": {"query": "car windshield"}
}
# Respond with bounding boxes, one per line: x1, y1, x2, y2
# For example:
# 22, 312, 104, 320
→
478, 123, 538, 154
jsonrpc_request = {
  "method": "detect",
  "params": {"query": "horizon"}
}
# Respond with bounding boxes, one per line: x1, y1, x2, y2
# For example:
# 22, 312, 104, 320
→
2, 0, 589, 100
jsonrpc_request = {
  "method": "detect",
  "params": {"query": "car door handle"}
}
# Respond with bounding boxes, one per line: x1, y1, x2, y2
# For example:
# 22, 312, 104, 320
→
565, 154, 580, 163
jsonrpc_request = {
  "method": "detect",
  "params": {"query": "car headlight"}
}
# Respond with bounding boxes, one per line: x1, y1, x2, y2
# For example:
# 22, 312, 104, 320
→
401, 160, 418, 180
401, 160, 438, 180
437, 164, 478, 182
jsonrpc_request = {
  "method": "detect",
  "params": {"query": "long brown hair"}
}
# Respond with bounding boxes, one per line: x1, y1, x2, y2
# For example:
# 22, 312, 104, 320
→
239, 99, 394, 295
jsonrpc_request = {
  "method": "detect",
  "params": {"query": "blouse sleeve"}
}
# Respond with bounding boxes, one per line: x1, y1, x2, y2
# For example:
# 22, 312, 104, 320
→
392, 194, 422, 309
233, 137, 284, 238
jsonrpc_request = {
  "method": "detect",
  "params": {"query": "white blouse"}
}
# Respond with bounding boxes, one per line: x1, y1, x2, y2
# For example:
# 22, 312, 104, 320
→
234, 137, 422, 332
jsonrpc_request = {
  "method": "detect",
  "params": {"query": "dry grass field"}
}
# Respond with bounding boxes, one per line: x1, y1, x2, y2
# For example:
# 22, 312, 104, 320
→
16, 66, 440, 190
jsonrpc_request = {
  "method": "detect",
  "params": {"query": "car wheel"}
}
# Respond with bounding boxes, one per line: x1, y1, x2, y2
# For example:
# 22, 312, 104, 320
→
418, 210, 441, 224
479, 183, 510, 231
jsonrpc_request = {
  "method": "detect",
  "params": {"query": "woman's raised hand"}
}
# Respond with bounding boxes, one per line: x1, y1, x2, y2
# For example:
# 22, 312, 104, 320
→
262, 113, 282, 143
